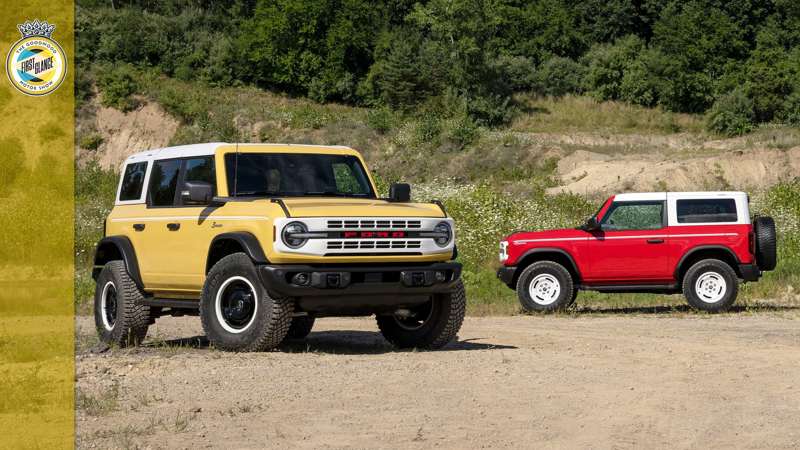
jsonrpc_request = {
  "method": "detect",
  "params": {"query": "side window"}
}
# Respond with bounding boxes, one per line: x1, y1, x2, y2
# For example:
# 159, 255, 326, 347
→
677, 199, 737, 223
118, 162, 147, 201
178, 157, 216, 206
148, 159, 181, 206
601, 201, 664, 231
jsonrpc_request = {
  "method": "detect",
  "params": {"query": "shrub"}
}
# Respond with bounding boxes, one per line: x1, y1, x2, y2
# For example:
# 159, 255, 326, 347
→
583, 35, 644, 101
779, 92, 800, 126
532, 56, 585, 97
97, 63, 139, 111
366, 107, 394, 134
706, 89, 756, 136
79, 133, 104, 151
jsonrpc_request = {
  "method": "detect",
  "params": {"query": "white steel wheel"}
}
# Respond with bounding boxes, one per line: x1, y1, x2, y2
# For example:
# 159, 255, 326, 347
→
694, 271, 727, 304
528, 274, 562, 306
99, 281, 117, 331
215, 276, 259, 334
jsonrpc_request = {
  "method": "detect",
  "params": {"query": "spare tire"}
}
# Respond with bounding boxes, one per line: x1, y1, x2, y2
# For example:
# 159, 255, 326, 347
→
754, 216, 777, 271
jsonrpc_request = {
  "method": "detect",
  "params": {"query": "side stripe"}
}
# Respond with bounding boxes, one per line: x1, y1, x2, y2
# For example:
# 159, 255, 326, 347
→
513, 233, 739, 245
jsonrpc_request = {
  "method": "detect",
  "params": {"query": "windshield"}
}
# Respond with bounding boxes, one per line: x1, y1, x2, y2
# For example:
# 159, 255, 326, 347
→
224, 153, 375, 198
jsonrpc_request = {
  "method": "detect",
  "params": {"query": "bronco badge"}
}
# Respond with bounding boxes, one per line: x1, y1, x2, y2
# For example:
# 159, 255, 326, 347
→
5, 19, 67, 96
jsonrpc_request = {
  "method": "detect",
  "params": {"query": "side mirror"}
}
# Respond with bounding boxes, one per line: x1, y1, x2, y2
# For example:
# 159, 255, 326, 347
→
583, 216, 600, 231
388, 183, 411, 202
181, 181, 213, 205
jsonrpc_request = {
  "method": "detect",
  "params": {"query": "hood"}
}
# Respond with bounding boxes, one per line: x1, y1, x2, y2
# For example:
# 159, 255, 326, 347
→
279, 198, 446, 218
505, 228, 586, 243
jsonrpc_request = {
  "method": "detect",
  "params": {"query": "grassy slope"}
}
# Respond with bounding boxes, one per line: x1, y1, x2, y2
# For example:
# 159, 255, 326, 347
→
76, 76, 800, 315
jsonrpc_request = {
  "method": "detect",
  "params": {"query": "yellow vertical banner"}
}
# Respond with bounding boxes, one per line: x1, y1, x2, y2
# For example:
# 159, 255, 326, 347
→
0, 0, 74, 448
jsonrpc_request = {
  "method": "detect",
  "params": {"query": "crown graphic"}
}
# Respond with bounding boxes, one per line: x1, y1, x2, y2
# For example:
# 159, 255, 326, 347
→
17, 19, 56, 39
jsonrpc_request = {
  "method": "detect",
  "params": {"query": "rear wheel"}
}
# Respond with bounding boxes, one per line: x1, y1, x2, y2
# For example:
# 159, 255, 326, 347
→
516, 261, 575, 312
94, 261, 150, 347
376, 280, 466, 350
284, 316, 316, 340
683, 259, 738, 312
200, 253, 293, 351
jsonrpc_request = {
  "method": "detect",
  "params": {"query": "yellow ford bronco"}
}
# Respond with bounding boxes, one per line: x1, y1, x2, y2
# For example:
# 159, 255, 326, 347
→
93, 143, 465, 351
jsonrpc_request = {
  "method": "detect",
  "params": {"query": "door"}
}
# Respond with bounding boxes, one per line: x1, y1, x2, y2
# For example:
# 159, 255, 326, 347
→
585, 200, 671, 282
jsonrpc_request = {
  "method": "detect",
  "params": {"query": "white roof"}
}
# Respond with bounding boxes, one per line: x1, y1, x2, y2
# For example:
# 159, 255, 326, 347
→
123, 142, 355, 165
615, 191, 747, 202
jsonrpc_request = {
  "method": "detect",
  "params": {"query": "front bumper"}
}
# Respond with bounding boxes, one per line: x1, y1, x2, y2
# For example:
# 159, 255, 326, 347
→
497, 266, 516, 288
259, 262, 462, 315
739, 264, 761, 282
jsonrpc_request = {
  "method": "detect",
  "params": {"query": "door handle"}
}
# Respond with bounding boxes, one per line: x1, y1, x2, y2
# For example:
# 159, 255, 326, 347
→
167, 223, 181, 231
133, 223, 145, 232
647, 239, 664, 244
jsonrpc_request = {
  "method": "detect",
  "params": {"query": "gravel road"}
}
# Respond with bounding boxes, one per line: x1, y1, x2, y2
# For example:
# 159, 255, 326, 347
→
76, 311, 800, 449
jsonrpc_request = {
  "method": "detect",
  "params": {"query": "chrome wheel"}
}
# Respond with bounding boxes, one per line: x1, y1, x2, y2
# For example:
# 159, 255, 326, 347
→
528, 274, 561, 306
695, 271, 727, 304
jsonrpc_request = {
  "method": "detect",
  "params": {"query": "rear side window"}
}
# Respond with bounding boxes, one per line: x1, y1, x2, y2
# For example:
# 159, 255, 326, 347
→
676, 199, 737, 223
118, 162, 147, 201
148, 159, 181, 206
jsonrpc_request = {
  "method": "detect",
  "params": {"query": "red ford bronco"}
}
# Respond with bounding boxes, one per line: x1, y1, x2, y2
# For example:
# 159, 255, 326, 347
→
497, 192, 777, 312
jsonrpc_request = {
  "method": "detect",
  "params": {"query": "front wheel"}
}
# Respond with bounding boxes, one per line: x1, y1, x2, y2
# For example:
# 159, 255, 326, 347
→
200, 253, 293, 351
376, 280, 466, 350
516, 261, 575, 312
683, 259, 738, 312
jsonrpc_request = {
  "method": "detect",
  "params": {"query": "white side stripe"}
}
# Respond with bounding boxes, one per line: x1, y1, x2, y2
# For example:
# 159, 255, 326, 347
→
110, 216, 271, 222
513, 233, 739, 245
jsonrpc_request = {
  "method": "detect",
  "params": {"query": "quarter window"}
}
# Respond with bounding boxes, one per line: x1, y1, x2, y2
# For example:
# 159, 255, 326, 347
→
119, 162, 147, 201
676, 199, 737, 223
148, 159, 181, 206
601, 201, 664, 231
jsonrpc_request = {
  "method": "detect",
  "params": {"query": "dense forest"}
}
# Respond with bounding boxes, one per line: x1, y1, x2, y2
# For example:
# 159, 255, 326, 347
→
77, 0, 800, 135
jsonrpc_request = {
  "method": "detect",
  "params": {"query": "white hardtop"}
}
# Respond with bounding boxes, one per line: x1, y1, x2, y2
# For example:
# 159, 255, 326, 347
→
615, 191, 748, 202
122, 142, 355, 167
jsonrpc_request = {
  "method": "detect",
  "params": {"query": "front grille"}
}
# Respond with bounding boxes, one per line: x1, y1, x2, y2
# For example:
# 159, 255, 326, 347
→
327, 219, 422, 229
327, 240, 422, 250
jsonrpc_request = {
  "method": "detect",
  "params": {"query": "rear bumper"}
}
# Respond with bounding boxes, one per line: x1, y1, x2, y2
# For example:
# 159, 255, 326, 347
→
259, 262, 461, 314
496, 266, 516, 288
739, 264, 761, 282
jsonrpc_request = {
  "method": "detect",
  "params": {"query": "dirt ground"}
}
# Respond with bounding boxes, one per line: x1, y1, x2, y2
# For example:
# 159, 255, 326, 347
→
75, 310, 800, 450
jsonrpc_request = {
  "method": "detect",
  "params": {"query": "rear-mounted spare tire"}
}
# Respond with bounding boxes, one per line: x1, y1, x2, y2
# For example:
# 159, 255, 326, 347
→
754, 216, 777, 271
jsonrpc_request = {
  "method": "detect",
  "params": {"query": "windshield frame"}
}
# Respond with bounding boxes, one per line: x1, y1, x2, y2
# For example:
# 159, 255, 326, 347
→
222, 151, 378, 199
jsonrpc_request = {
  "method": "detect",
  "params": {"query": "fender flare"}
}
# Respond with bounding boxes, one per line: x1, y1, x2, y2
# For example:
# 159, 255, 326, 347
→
206, 232, 268, 272
93, 236, 144, 289
674, 245, 741, 278
516, 247, 582, 280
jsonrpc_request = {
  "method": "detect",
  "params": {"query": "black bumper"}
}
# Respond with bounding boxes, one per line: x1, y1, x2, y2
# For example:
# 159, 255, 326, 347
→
739, 264, 761, 282
497, 266, 516, 288
259, 262, 462, 315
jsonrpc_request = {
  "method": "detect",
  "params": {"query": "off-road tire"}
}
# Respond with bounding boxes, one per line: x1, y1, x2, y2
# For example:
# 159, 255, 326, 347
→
754, 216, 777, 271
94, 261, 150, 347
200, 253, 293, 351
376, 279, 466, 350
516, 261, 575, 312
683, 259, 738, 313
284, 316, 316, 340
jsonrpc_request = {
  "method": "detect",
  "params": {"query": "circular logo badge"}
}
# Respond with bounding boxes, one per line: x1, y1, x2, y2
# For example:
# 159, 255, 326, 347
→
6, 35, 67, 96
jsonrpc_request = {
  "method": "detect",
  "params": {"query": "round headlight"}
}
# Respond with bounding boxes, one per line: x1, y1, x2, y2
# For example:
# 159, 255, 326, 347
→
433, 221, 452, 247
282, 221, 308, 248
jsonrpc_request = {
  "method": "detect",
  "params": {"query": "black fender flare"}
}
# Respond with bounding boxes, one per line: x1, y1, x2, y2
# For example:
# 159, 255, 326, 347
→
206, 232, 269, 272
93, 236, 144, 289
515, 247, 582, 281
674, 245, 741, 279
